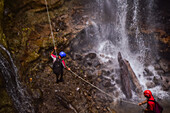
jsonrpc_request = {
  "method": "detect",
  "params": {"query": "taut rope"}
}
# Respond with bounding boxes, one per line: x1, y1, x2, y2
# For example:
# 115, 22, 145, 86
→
44, 0, 56, 53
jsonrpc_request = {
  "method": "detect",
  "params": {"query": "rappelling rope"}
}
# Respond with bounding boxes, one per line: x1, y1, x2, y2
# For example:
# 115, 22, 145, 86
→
69, 69, 114, 99
68, 68, 143, 108
44, 0, 56, 53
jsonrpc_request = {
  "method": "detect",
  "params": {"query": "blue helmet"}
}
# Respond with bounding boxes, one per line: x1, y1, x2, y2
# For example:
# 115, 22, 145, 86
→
59, 51, 66, 58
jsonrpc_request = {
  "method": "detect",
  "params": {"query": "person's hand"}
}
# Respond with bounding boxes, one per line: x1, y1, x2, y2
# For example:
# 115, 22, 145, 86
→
54, 47, 57, 50
138, 103, 142, 106
144, 109, 149, 111
67, 68, 71, 71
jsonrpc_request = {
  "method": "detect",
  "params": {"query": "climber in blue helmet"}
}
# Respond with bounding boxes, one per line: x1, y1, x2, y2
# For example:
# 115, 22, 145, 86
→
51, 47, 70, 83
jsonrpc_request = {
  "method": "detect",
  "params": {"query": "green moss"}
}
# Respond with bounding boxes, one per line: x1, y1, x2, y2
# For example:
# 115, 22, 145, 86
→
25, 51, 40, 63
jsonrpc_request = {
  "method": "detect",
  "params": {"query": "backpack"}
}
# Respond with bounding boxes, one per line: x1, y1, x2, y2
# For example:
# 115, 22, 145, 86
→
53, 58, 63, 74
148, 100, 163, 113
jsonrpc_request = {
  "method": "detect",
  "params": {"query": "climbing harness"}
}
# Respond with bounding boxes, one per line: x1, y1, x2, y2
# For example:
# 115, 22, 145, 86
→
68, 68, 142, 108
44, 0, 56, 53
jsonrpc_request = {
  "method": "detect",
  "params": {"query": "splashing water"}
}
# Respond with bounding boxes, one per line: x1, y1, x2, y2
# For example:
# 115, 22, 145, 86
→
0, 45, 35, 113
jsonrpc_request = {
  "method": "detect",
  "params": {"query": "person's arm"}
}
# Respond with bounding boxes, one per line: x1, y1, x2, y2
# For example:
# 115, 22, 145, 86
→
62, 60, 70, 70
144, 108, 152, 111
51, 47, 57, 62
51, 47, 57, 55
51, 49, 54, 55
138, 100, 147, 106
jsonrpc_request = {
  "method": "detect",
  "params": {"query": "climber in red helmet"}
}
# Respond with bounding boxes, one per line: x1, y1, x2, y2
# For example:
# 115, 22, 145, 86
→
138, 90, 155, 113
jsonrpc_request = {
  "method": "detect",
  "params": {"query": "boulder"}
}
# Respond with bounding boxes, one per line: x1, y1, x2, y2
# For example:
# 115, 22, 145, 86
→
93, 59, 101, 67
162, 82, 169, 91
85, 53, 97, 59
161, 76, 170, 91
72, 53, 83, 61
146, 77, 152, 80
75, 54, 83, 61
153, 76, 162, 85
154, 64, 161, 70
87, 61, 92, 66
143, 68, 154, 76
156, 70, 165, 76
146, 82, 156, 88
101, 70, 110, 76
102, 80, 111, 87
159, 59, 169, 73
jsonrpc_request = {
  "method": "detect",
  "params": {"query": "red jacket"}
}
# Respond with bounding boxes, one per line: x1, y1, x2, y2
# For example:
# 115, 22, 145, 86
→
147, 94, 155, 111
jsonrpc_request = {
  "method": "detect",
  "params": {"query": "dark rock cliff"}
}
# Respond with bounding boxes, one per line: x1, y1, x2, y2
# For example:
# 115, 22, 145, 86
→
0, 0, 16, 112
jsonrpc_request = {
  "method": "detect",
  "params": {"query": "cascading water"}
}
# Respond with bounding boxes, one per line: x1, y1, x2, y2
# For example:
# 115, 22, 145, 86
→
0, 45, 35, 113
75, 0, 169, 99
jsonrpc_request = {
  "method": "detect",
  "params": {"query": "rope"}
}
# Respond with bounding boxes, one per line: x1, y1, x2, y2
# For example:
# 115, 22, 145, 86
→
44, 0, 56, 53
69, 69, 114, 99
68, 69, 142, 108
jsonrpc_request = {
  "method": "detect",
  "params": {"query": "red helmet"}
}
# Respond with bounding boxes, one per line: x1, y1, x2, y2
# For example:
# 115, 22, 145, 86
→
144, 90, 152, 98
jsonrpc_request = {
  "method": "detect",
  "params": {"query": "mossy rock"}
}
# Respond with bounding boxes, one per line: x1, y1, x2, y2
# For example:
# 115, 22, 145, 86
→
25, 51, 40, 63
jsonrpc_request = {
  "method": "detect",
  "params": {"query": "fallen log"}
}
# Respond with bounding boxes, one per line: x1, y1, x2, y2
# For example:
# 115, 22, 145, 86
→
124, 59, 143, 95
118, 52, 132, 99
118, 52, 143, 99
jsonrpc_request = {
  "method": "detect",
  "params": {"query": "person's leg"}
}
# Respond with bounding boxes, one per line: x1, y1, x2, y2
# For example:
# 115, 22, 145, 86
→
56, 74, 59, 83
59, 69, 63, 82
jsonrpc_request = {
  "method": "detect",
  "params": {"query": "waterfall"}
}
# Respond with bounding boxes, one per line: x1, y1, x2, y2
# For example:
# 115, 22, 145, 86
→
80, 0, 169, 98
0, 45, 35, 113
